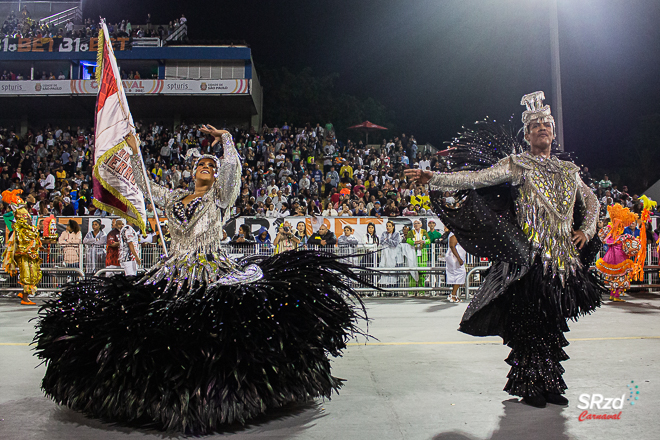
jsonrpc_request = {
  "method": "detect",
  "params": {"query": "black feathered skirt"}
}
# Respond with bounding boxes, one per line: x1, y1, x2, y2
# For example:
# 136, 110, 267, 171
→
459, 257, 605, 396
34, 250, 367, 433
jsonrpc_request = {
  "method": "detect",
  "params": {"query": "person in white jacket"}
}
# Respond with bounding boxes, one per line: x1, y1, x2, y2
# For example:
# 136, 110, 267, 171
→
360, 222, 380, 286
379, 221, 401, 288
82, 219, 107, 273
322, 200, 338, 216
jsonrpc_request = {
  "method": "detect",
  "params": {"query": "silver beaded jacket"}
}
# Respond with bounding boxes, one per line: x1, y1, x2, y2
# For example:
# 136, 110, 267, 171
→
429, 151, 599, 279
130, 133, 262, 294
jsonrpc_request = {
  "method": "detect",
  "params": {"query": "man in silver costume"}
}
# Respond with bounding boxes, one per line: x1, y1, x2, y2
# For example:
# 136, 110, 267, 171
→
406, 92, 604, 408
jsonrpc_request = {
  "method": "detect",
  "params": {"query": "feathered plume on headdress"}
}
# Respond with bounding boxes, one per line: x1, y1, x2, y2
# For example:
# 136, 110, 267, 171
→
43, 214, 58, 239
640, 195, 657, 213
606, 204, 637, 241
631, 196, 656, 281
2, 189, 25, 209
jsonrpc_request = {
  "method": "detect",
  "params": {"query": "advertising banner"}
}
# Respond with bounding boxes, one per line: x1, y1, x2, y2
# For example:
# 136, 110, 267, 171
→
0, 36, 131, 53
0, 79, 250, 96
1, 216, 443, 246
230, 216, 444, 243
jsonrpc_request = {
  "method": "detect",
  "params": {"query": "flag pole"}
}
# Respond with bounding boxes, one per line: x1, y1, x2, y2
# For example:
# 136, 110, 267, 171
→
131, 134, 169, 258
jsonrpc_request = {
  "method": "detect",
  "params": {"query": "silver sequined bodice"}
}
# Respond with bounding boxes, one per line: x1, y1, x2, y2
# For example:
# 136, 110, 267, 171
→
130, 133, 262, 294
429, 151, 599, 279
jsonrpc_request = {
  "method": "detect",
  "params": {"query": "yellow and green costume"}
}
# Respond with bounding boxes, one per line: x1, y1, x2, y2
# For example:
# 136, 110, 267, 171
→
2, 190, 43, 300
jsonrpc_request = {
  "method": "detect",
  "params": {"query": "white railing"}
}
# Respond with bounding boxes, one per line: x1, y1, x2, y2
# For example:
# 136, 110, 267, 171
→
132, 37, 161, 47
38, 6, 81, 27
164, 23, 187, 43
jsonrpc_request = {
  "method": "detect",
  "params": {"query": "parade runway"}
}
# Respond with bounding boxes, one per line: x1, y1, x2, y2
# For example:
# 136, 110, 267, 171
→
1, 291, 658, 440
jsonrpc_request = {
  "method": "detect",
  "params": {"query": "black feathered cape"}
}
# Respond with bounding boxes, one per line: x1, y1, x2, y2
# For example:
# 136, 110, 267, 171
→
430, 121, 605, 338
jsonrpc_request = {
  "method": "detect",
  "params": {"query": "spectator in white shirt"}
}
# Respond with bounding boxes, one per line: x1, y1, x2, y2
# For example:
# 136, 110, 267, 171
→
277, 203, 290, 218
322, 205, 338, 216
299, 174, 310, 191
40, 172, 56, 190
275, 153, 285, 167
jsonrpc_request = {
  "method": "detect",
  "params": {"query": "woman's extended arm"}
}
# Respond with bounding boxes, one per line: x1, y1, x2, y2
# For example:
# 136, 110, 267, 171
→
214, 132, 242, 209
197, 125, 241, 210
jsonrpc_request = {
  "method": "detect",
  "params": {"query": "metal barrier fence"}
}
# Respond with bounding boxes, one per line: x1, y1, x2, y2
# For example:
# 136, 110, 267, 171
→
2, 242, 660, 298
0, 267, 84, 295
0, 242, 482, 298
221, 242, 487, 299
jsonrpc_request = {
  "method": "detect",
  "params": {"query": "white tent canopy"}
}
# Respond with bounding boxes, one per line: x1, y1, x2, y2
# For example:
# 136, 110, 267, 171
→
643, 179, 660, 203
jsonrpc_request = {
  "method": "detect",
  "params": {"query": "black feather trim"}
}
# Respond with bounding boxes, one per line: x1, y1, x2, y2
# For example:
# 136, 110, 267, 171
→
34, 250, 367, 434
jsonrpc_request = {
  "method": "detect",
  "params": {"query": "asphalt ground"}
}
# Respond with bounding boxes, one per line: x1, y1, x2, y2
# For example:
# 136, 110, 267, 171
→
0, 290, 658, 440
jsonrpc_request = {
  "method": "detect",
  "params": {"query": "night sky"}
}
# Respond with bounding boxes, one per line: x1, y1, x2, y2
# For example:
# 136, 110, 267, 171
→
85, 0, 660, 168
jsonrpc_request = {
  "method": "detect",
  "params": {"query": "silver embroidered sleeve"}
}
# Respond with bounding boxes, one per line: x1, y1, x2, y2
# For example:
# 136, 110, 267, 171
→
577, 175, 598, 241
215, 133, 242, 209
129, 153, 171, 209
428, 158, 516, 190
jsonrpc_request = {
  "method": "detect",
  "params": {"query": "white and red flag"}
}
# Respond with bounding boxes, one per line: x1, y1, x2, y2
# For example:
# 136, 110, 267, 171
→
92, 20, 146, 232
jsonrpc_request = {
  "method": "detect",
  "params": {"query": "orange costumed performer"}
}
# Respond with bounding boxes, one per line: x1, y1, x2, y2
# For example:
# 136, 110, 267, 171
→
2, 189, 42, 305
595, 204, 640, 302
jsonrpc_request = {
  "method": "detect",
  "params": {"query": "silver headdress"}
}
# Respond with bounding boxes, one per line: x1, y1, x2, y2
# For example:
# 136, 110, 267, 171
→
185, 148, 221, 179
521, 91, 555, 136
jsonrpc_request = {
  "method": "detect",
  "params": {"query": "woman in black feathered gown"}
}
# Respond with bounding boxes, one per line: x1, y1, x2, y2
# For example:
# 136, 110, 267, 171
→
34, 126, 366, 433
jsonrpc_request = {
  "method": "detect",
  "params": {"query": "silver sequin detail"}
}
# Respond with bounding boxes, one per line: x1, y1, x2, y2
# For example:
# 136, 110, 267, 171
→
428, 151, 599, 280
130, 133, 261, 293
209, 264, 264, 287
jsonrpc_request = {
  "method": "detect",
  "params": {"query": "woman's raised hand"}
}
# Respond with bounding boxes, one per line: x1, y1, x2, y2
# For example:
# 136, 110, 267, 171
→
125, 133, 140, 154
200, 125, 229, 147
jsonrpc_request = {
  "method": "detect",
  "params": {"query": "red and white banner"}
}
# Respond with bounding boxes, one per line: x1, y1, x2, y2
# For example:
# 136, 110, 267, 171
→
92, 21, 146, 233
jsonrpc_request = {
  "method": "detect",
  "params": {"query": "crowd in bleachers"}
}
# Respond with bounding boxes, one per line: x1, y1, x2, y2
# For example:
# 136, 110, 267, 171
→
0, 121, 440, 220
0, 7, 186, 44
579, 168, 657, 223
1, 8, 188, 81
0, 120, 653, 230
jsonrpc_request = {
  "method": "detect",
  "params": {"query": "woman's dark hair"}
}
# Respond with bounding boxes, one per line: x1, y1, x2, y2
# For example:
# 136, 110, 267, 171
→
93, 219, 105, 230
366, 222, 379, 244
386, 220, 395, 232
296, 221, 308, 238
239, 224, 251, 236
307, 203, 318, 216
68, 219, 80, 234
